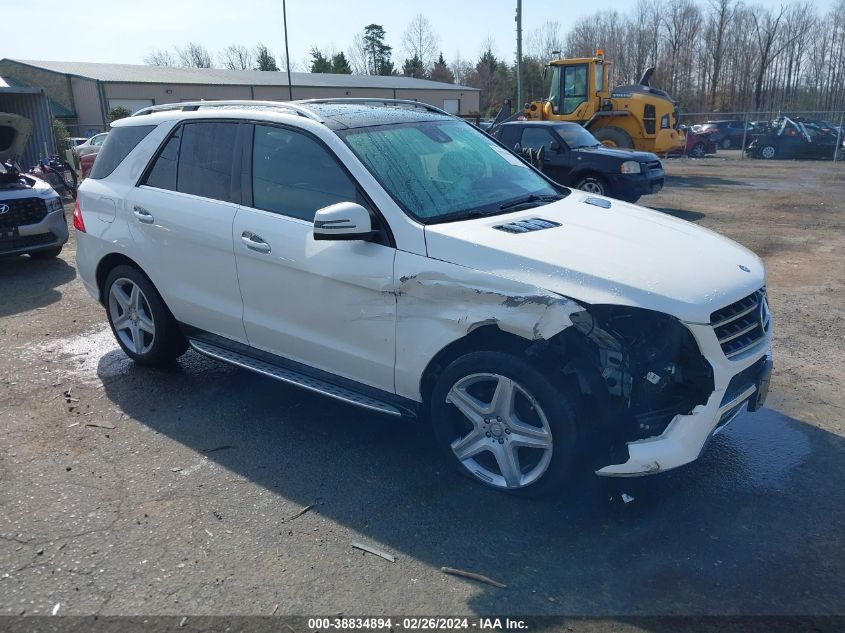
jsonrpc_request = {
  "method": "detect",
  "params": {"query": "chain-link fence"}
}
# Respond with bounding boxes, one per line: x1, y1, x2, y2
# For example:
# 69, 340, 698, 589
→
675, 110, 845, 161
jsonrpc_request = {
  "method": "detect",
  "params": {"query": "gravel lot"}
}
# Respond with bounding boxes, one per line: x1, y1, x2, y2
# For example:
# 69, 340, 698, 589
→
1, 153, 843, 618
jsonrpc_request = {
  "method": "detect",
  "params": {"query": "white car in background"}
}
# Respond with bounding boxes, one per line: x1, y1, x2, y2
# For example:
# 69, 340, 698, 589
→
74, 99, 773, 496
73, 132, 108, 158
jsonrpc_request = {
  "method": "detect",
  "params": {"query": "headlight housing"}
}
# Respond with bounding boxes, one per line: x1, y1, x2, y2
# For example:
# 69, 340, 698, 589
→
620, 160, 641, 174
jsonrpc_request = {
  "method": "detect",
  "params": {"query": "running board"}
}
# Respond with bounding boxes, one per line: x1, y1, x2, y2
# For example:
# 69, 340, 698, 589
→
188, 339, 404, 417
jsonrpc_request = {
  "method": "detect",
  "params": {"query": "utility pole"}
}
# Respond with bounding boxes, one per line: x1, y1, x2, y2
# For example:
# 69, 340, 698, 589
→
516, 0, 523, 108
282, 0, 293, 101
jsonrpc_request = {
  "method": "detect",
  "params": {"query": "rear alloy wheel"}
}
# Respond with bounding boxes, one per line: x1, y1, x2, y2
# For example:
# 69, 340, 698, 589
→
430, 351, 579, 496
760, 145, 777, 159
575, 175, 608, 196
721, 138, 732, 149
104, 265, 188, 366
689, 143, 706, 158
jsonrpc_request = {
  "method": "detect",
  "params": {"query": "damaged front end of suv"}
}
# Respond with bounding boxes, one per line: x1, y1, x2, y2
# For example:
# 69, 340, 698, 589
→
531, 289, 771, 476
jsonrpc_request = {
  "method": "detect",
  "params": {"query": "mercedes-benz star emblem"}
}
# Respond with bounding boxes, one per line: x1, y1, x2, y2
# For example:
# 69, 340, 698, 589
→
739, 265, 751, 272
0, 204, 10, 215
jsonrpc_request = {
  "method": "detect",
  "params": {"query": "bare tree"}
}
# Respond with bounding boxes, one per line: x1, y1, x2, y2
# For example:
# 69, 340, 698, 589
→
526, 20, 563, 60
144, 49, 177, 67
449, 51, 473, 86
402, 14, 440, 70
176, 42, 213, 68
348, 33, 370, 74
218, 44, 254, 70
751, 5, 790, 110
704, 0, 736, 110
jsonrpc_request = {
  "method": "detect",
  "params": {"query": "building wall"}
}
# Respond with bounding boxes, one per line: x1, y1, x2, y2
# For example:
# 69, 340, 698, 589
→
103, 82, 480, 114
0, 60, 74, 114
70, 76, 105, 135
0, 90, 57, 167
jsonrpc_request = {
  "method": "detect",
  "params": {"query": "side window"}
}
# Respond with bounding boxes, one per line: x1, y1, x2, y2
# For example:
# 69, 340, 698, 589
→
251, 124, 359, 222
177, 122, 238, 202
92, 134, 106, 146
89, 125, 154, 180
143, 127, 181, 191
520, 127, 556, 152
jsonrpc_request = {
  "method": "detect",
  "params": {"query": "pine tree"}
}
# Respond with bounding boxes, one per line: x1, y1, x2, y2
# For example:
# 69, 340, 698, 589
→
430, 52, 455, 83
310, 47, 333, 73
331, 52, 352, 74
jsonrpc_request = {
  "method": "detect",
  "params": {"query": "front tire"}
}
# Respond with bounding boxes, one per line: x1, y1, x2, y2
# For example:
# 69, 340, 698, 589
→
104, 265, 188, 366
721, 137, 732, 149
760, 144, 777, 160
575, 174, 609, 196
689, 142, 706, 158
430, 351, 579, 497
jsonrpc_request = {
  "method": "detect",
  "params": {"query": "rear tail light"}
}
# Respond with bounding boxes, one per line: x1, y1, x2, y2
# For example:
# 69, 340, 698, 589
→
72, 199, 86, 232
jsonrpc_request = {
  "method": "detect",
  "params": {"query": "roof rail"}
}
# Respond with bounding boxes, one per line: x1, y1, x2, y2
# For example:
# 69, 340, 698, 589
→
296, 98, 453, 118
131, 100, 324, 123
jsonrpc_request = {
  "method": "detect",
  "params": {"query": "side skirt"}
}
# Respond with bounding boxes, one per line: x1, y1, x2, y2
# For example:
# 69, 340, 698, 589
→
182, 327, 419, 419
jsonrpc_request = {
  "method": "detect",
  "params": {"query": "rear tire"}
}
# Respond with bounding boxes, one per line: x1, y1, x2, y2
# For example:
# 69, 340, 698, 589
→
30, 246, 63, 259
104, 265, 188, 366
430, 351, 580, 497
592, 126, 634, 149
721, 138, 732, 149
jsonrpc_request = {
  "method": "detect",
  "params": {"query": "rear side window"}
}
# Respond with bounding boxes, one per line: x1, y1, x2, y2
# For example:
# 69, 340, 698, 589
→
178, 122, 238, 202
89, 125, 154, 179
251, 124, 359, 221
141, 122, 238, 203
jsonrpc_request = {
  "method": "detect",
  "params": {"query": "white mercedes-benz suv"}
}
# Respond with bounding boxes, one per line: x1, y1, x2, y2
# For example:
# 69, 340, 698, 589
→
75, 99, 772, 496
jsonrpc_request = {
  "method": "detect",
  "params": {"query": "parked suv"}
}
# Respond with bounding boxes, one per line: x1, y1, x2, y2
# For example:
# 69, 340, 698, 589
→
76, 100, 773, 496
1, 113, 68, 259
491, 121, 664, 203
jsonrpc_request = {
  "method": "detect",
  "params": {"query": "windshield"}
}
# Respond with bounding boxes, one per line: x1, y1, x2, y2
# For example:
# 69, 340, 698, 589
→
556, 125, 601, 148
341, 120, 562, 223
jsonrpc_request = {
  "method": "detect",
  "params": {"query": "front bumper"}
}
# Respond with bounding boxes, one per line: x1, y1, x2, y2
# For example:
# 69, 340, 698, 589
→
595, 321, 772, 477
608, 172, 664, 197
0, 209, 69, 257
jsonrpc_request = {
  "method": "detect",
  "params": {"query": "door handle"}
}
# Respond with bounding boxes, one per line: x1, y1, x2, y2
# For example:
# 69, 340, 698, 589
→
241, 231, 271, 253
133, 206, 154, 223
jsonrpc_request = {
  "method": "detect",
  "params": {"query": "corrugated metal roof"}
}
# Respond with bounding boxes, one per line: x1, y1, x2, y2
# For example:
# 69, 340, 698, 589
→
5, 59, 478, 91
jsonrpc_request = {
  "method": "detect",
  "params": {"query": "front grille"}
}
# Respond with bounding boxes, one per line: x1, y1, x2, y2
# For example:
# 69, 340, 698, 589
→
0, 197, 48, 229
0, 232, 55, 253
711, 288, 770, 359
645, 160, 663, 174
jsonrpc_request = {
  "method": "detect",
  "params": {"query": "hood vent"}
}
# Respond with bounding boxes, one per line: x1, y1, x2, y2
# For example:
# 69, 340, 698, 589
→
494, 218, 561, 234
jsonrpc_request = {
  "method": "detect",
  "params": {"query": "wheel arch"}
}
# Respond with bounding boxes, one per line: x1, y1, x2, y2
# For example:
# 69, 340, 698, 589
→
95, 253, 147, 304
419, 325, 535, 414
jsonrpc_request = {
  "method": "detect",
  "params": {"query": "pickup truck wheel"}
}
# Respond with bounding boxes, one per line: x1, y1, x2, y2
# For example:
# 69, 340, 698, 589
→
760, 145, 777, 159
430, 351, 578, 497
575, 175, 608, 196
104, 265, 188, 366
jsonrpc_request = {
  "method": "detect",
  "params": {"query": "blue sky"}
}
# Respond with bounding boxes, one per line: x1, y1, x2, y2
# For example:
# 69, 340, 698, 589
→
2, 0, 837, 69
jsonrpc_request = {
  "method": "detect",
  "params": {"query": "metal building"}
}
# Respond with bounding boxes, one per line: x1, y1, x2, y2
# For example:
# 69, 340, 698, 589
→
0, 77, 56, 168
0, 59, 481, 137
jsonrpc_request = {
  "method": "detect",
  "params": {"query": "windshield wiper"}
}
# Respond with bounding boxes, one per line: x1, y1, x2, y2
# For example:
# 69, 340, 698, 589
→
499, 194, 563, 211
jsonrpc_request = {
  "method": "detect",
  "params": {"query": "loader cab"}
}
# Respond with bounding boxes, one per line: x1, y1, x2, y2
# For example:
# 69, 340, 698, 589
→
545, 53, 609, 118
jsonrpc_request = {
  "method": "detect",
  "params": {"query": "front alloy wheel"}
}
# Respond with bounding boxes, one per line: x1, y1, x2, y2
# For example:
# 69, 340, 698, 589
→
760, 145, 777, 159
108, 278, 156, 355
447, 373, 553, 489
430, 351, 579, 496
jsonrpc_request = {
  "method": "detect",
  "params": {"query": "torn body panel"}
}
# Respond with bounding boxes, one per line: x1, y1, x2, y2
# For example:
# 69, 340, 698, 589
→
393, 250, 582, 401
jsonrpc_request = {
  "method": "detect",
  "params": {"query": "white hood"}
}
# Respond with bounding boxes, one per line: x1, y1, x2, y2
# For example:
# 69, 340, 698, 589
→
423, 193, 766, 324
0, 112, 32, 162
